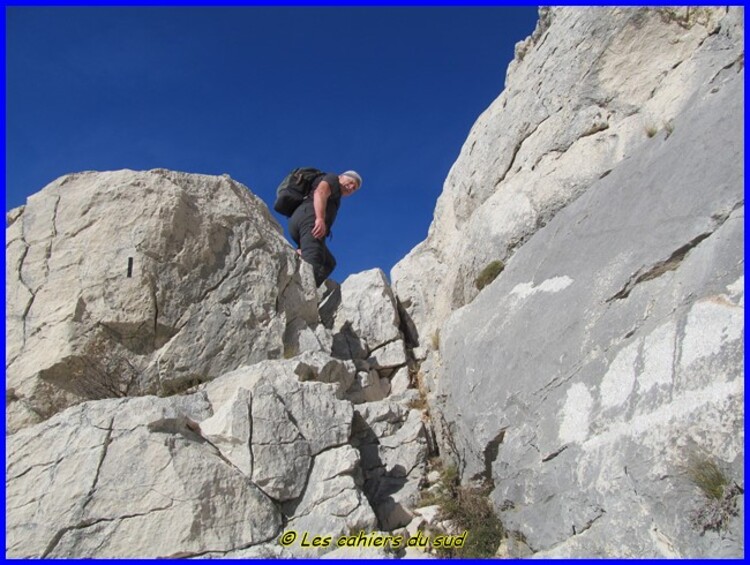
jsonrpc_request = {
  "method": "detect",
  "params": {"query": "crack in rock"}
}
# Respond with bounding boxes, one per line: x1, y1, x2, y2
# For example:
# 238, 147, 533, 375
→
495, 116, 551, 188
6, 455, 66, 483
608, 202, 743, 303
572, 508, 606, 536
476, 429, 506, 484
607, 232, 712, 302
541, 444, 568, 463
42, 503, 175, 558
82, 417, 115, 511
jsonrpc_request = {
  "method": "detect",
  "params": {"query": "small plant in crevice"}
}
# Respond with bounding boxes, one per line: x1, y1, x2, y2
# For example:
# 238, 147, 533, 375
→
689, 456, 727, 500
419, 462, 504, 558
407, 392, 428, 412
475, 260, 505, 291
657, 7, 716, 29
430, 329, 440, 351
159, 377, 203, 398
686, 454, 743, 533
664, 119, 675, 138
645, 120, 675, 140
6, 387, 19, 406
407, 369, 430, 412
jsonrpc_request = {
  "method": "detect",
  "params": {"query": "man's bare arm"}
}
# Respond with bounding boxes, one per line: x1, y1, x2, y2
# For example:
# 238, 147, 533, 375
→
312, 181, 331, 239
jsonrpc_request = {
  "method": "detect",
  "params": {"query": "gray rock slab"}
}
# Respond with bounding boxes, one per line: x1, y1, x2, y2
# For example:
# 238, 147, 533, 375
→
359, 409, 430, 531
352, 399, 412, 445
390, 366, 412, 396
346, 370, 392, 404
439, 44, 744, 557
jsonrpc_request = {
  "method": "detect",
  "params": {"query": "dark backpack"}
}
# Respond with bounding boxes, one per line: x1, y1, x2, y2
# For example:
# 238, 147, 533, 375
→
273, 167, 324, 217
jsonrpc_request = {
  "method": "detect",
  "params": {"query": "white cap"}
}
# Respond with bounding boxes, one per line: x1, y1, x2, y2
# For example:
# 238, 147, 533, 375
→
341, 170, 363, 189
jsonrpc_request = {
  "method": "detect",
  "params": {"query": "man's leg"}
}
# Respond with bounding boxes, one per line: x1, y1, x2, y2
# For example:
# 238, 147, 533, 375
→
289, 203, 336, 286
298, 229, 335, 286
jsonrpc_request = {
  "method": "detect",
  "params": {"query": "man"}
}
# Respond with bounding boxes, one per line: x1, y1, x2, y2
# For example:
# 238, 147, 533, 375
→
289, 170, 362, 287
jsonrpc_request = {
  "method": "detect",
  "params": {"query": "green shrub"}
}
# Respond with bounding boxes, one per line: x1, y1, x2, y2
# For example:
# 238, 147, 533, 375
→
475, 260, 505, 291
688, 457, 727, 500
686, 454, 742, 533
420, 464, 504, 558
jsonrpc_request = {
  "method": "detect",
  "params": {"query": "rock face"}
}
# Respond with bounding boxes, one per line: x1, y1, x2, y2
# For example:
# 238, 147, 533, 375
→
5, 364, 359, 557
6, 350, 425, 559
5, 169, 318, 433
6, 175, 431, 557
392, 6, 744, 558
6, 6, 744, 560
353, 398, 430, 531
392, 7, 744, 343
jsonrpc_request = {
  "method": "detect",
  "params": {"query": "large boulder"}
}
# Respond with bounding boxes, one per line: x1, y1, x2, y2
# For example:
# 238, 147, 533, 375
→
5, 169, 318, 433
438, 33, 744, 558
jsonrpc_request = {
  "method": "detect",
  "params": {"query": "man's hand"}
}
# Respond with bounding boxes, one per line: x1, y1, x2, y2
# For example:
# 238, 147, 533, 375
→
312, 217, 327, 239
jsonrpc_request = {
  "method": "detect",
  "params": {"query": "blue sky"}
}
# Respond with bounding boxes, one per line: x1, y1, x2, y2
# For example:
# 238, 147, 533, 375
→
6, 6, 539, 283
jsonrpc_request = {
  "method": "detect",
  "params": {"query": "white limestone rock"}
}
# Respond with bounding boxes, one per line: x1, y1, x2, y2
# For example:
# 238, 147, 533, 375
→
283, 318, 334, 358
413, 505, 442, 526
387, 8, 743, 557
346, 370, 392, 404
6, 359, 360, 557
352, 400, 431, 532
286, 446, 378, 557
199, 387, 254, 476
352, 398, 412, 444
367, 339, 407, 370
249, 379, 312, 501
202, 362, 354, 461
6, 394, 281, 558
390, 367, 412, 396
332, 269, 402, 357
5, 169, 318, 433
359, 409, 430, 530
391, 7, 744, 347
286, 350, 357, 398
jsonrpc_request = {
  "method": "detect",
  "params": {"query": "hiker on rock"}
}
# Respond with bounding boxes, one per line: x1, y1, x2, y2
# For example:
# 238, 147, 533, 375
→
277, 169, 362, 287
